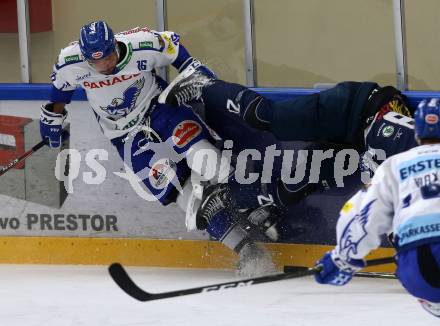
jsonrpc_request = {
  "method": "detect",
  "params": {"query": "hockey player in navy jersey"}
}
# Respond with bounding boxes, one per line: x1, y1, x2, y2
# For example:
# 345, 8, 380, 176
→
39, 21, 281, 277
314, 99, 440, 318
159, 59, 418, 201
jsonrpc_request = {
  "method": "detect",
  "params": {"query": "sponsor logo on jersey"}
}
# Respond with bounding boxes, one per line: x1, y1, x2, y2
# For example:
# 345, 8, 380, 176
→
399, 157, 440, 180
139, 41, 153, 49
99, 77, 145, 117
83, 73, 141, 89
382, 125, 394, 137
75, 72, 91, 82
149, 158, 176, 189
425, 114, 439, 124
120, 27, 151, 35
172, 120, 201, 148
92, 51, 104, 59
65, 54, 80, 63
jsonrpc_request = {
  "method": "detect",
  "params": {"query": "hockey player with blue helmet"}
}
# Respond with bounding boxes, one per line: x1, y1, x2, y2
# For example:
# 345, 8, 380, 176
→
314, 99, 440, 318
39, 20, 280, 277
79, 21, 119, 75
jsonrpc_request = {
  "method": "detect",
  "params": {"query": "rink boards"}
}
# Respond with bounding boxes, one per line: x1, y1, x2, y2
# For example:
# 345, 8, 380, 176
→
0, 85, 436, 272
0, 236, 396, 272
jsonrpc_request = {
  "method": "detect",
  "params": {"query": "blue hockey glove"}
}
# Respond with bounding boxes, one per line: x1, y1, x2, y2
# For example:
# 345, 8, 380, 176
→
40, 103, 67, 149
314, 250, 365, 286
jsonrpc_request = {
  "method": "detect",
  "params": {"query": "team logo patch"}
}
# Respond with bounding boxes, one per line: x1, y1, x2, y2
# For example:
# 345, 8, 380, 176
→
149, 159, 176, 189
99, 77, 145, 117
172, 121, 201, 148
92, 51, 104, 59
382, 125, 395, 137
425, 114, 439, 124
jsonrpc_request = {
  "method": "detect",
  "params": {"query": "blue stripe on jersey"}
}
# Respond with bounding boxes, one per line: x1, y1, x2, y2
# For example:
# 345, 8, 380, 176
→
398, 154, 440, 181
55, 60, 84, 70
397, 213, 440, 248
171, 44, 191, 70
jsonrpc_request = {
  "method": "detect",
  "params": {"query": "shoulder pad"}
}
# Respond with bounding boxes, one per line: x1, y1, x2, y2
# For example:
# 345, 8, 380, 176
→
56, 42, 84, 68
117, 28, 164, 52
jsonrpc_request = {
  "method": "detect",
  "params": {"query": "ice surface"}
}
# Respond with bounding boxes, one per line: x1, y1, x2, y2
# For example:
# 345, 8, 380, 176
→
0, 264, 437, 326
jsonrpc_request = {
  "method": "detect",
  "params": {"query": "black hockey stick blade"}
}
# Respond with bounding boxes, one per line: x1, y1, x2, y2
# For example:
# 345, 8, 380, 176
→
108, 262, 319, 302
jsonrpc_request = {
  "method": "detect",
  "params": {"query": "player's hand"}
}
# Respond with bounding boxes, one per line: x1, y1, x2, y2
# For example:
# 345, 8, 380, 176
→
314, 250, 365, 286
39, 103, 67, 149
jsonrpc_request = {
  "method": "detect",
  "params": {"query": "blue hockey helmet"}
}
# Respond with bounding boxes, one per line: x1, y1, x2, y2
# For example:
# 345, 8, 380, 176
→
414, 98, 440, 139
79, 21, 116, 61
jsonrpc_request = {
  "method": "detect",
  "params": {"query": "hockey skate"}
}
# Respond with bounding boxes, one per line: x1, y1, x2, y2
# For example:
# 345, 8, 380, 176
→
196, 183, 233, 230
236, 242, 277, 278
246, 204, 281, 242
158, 60, 215, 107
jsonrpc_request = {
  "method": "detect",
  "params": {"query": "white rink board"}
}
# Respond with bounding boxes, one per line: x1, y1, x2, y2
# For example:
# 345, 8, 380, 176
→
0, 100, 206, 240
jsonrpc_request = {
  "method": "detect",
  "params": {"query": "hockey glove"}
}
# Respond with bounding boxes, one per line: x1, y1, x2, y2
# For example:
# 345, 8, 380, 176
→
314, 250, 365, 286
40, 103, 67, 149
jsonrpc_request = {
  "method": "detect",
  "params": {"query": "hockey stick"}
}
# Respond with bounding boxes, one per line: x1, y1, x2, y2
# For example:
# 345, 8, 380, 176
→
108, 256, 395, 302
354, 272, 397, 279
0, 129, 70, 178
0, 138, 47, 177
284, 256, 397, 279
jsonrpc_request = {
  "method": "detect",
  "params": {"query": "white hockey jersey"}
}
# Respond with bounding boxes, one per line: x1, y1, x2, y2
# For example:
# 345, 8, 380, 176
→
335, 143, 440, 261
51, 27, 180, 139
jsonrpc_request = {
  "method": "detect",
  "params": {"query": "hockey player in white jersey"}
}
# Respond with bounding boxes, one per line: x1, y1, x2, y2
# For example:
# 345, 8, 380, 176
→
39, 21, 277, 277
314, 99, 440, 318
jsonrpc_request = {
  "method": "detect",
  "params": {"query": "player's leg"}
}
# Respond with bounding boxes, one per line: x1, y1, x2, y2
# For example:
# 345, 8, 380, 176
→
396, 243, 440, 318
153, 103, 280, 276
159, 60, 413, 148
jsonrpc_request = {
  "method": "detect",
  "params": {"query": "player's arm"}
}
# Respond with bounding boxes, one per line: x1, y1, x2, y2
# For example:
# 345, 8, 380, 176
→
134, 30, 215, 106
40, 54, 77, 148
142, 30, 214, 74
314, 162, 395, 286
